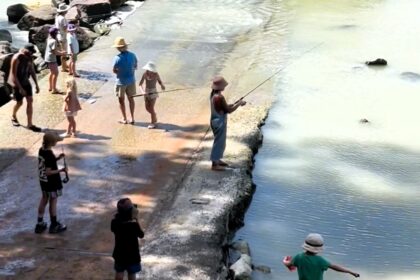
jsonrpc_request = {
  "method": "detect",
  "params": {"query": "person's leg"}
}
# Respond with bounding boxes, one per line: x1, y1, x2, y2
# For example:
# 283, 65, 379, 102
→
12, 100, 23, 121
50, 63, 59, 92
26, 96, 34, 127
49, 196, 57, 222
70, 116, 76, 134
119, 96, 127, 122
127, 273, 136, 280
37, 193, 49, 220
67, 116, 72, 134
149, 98, 157, 124
48, 69, 53, 92
115, 272, 124, 280
128, 97, 135, 123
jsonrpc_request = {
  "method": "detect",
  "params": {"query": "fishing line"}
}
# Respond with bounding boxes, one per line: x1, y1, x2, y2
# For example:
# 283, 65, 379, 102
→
234, 42, 324, 103
132, 86, 204, 98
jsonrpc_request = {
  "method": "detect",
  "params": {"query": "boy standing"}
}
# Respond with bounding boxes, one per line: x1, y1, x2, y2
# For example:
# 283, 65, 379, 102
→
284, 233, 360, 280
111, 198, 144, 280
36, 132, 67, 234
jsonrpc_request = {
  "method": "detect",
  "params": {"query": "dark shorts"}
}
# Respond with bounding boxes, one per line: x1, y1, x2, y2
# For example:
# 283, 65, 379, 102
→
13, 83, 32, 102
114, 263, 141, 274
42, 189, 62, 199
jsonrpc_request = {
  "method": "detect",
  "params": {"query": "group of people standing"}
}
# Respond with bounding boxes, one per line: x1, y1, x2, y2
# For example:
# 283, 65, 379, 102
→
7, 5, 360, 280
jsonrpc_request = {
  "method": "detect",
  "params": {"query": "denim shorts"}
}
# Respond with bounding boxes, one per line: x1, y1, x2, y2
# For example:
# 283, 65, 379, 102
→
114, 263, 141, 274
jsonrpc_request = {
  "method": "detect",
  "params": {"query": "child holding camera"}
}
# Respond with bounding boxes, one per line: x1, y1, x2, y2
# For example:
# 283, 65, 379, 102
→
111, 198, 144, 280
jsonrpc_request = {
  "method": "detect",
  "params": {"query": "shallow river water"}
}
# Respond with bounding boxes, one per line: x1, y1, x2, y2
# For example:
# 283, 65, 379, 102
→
235, 1, 420, 280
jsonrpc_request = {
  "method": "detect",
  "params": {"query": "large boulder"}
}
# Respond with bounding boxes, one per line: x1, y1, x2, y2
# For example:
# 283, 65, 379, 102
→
70, 0, 112, 24
76, 27, 98, 51
109, 0, 128, 10
0, 30, 13, 43
17, 5, 56, 31
29, 25, 52, 56
65, 6, 82, 24
0, 41, 13, 55
7, 4, 30, 23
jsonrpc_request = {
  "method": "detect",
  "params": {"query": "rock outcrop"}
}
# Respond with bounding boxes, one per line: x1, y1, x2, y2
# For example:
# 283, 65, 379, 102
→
28, 25, 52, 56
0, 30, 13, 43
365, 58, 387, 66
70, 0, 112, 24
17, 5, 56, 31
230, 254, 253, 280
7, 4, 30, 24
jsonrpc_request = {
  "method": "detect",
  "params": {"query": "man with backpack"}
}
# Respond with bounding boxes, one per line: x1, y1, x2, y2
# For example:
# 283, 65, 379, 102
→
8, 44, 41, 132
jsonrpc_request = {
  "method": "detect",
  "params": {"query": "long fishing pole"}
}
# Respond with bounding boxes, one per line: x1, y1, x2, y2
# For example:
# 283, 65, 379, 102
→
132, 87, 203, 98
234, 42, 324, 103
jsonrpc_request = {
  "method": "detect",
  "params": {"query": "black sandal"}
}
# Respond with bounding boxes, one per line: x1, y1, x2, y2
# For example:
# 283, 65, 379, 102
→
11, 118, 20, 127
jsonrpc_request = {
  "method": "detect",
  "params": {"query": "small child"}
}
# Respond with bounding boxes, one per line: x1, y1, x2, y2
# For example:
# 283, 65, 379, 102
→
283, 233, 360, 280
61, 78, 81, 138
139, 61, 165, 129
111, 198, 144, 280
66, 24, 80, 77
35, 132, 67, 234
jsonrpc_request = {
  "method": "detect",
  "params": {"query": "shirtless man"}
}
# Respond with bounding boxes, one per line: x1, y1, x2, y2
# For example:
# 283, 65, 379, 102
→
9, 44, 41, 132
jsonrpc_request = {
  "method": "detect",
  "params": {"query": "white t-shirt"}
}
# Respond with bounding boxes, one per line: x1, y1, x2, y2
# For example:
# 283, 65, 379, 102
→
44, 38, 57, 63
55, 15, 67, 41
67, 33, 79, 54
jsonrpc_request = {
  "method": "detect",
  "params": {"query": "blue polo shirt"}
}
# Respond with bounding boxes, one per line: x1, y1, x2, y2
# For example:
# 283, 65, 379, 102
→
113, 51, 137, 86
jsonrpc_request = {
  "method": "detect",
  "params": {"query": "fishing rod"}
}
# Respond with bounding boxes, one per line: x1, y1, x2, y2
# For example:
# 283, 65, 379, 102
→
61, 145, 69, 184
233, 42, 324, 104
132, 87, 203, 98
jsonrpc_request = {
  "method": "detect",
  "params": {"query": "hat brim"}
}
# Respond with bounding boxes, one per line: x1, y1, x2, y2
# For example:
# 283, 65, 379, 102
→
211, 82, 228, 90
112, 43, 129, 48
302, 243, 323, 254
142, 66, 157, 72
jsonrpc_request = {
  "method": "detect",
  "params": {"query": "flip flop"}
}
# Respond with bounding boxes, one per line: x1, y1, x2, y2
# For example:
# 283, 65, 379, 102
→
11, 118, 20, 127
129, 120, 135, 125
211, 164, 226, 171
51, 90, 64, 95
218, 160, 229, 167
118, 120, 128, 124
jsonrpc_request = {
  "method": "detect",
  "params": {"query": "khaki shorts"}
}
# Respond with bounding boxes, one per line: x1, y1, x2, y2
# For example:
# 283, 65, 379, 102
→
70, 54, 78, 62
115, 83, 136, 98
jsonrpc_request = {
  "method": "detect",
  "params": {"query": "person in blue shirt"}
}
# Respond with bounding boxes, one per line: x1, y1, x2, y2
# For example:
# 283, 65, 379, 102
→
112, 37, 138, 124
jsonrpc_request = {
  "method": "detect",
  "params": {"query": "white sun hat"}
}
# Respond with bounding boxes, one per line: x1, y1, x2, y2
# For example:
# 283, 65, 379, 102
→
57, 3, 70, 13
302, 233, 324, 254
142, 61, 157, 73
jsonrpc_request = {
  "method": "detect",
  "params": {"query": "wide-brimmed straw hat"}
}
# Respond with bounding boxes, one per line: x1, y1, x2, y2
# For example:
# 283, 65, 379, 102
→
211, 76, 228, 90
142, 61, 157, 72
112, 37, 129, 48
302, 233, 324, 254
57, 3, 70, 13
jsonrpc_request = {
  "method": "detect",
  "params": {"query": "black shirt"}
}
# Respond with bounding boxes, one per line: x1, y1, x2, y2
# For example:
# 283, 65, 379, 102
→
38, 148, 63, 192
111, 218, 144, 265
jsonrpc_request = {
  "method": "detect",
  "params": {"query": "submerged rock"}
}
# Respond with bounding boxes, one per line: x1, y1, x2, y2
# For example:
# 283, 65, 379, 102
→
231, 240, 251, 256
365, 58, 387, 66
359, 118, 369, 124
7, 4, 30, 24
400, 72, 420, 82
253, 264, 271, 274
0, 30, 13, 43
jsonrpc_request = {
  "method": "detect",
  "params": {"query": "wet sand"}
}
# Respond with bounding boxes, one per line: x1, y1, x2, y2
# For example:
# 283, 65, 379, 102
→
0, 1, 273, 279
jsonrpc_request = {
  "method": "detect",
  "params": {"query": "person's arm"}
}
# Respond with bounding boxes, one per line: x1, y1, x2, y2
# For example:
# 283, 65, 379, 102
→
214, 95, 246, 114
138, 73, 145, 88
329, 264, 360, 278
29, 60, 39, 93
10, 55, 26, 96
112, 56, 119, 74
136, 222, 145, 239
157, 73, 165, 90
45, 167, 66, 176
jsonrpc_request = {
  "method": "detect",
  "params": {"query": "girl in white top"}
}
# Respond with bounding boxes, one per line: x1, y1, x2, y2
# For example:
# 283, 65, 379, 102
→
139, 61, 165, 129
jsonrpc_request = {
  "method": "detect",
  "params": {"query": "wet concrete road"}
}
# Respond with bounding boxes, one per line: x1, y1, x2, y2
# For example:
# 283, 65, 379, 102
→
0, 2, 241, 278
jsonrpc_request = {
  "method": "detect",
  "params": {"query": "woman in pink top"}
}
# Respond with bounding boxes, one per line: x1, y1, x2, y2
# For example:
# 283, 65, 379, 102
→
61, 78, 81, 137
139, 61, 165, 129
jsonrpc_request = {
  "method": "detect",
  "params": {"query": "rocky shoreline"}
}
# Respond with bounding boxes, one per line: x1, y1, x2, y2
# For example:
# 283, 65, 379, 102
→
140, 104, 271, 279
